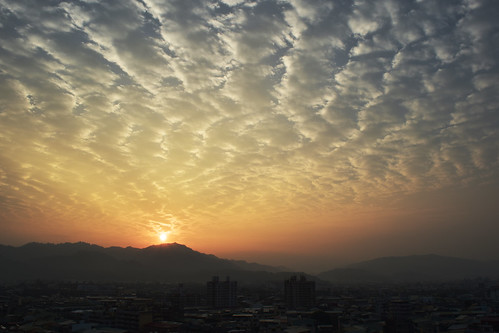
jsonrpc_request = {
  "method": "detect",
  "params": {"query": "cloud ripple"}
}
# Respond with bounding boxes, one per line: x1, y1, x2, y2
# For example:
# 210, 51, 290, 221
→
0, 0, 498, 248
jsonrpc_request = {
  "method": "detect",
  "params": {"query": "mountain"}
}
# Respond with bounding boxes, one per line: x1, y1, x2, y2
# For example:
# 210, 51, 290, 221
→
318, 254, 499, 284
4, 243, 495, 285
0, 242, 284, 283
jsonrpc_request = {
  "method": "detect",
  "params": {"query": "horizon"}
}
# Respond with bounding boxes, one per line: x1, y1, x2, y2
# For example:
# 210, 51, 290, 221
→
1, 0, 499, 273
2, 240, 497, 274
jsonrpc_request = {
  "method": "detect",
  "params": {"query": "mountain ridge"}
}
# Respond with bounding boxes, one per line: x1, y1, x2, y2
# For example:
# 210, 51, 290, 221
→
318, 254, 499, 284
2, 243, 499, 284
0, 242, 286, 283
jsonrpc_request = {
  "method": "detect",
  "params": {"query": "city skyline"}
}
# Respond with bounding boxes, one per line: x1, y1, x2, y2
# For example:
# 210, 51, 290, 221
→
0, 0, 498, 272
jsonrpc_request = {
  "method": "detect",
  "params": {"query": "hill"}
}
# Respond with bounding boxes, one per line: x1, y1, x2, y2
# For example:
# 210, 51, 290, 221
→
318, 254, 499, 284
0, 242, 285, 284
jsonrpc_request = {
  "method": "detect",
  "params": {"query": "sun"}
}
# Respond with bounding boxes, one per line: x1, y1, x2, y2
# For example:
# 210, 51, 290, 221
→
159, 232, 168, 243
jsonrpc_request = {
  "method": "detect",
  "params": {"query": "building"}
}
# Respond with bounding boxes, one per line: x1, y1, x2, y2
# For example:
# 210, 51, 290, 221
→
207, 276, 237, 308
384, 299, 414, 333
284, 276, 315, 309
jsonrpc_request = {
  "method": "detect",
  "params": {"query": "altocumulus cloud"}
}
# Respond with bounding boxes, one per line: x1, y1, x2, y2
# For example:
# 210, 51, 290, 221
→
0, 0, 498, 247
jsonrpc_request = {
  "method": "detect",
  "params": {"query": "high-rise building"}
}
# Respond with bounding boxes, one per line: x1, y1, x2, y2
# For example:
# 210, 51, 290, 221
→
384, 299, 414, 333
284, 275, 315, 309
207, 276, 237, 308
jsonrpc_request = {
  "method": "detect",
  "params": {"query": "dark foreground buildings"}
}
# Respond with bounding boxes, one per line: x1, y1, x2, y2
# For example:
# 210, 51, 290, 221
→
206, 276, 237, 308
3, 278, 499, 332
285, 275, 316, 309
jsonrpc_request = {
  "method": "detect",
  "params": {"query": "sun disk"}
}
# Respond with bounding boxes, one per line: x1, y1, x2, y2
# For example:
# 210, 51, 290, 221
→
159, 232, 168, 243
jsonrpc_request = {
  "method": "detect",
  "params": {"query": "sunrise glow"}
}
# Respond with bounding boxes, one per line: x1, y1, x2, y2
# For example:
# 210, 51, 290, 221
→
0, 0, 498, 271
159, 232, 168, 243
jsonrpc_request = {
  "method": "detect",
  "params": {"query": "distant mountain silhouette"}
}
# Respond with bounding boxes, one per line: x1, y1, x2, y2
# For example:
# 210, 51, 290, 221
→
319, 254, 499, 283
3, 244, 496, 284
0, 242, 284, 283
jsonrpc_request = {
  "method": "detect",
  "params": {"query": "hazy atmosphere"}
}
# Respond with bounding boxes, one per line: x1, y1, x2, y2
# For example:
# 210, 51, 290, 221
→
0, 0, 498, 272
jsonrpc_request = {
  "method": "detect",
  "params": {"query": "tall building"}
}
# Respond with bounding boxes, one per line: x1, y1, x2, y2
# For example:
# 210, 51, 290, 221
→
384, 299, 414, 333
284, 275, 315, 309
207, 276, 237, 308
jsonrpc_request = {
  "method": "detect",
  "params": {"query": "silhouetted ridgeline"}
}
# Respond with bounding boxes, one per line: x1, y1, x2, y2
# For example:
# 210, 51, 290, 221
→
1, 243, 498, 284
318, 254, 499, 284
0, 242, 296, 283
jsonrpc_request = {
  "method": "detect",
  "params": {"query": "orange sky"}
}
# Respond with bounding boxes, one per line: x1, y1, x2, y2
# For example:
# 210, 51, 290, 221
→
0, 0, 498, 271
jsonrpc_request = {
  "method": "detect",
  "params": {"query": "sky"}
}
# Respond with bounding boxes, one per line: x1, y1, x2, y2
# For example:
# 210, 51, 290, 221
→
0, 0, 498, 272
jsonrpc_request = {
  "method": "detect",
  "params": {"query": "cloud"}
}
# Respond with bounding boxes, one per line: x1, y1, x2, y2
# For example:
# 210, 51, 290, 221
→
0, 0, 498, 253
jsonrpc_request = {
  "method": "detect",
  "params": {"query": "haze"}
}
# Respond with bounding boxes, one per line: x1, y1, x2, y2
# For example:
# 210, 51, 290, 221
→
0, 0, 498, 272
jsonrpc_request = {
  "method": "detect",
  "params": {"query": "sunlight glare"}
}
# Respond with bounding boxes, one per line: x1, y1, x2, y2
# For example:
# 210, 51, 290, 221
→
159, 232, 168, 243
